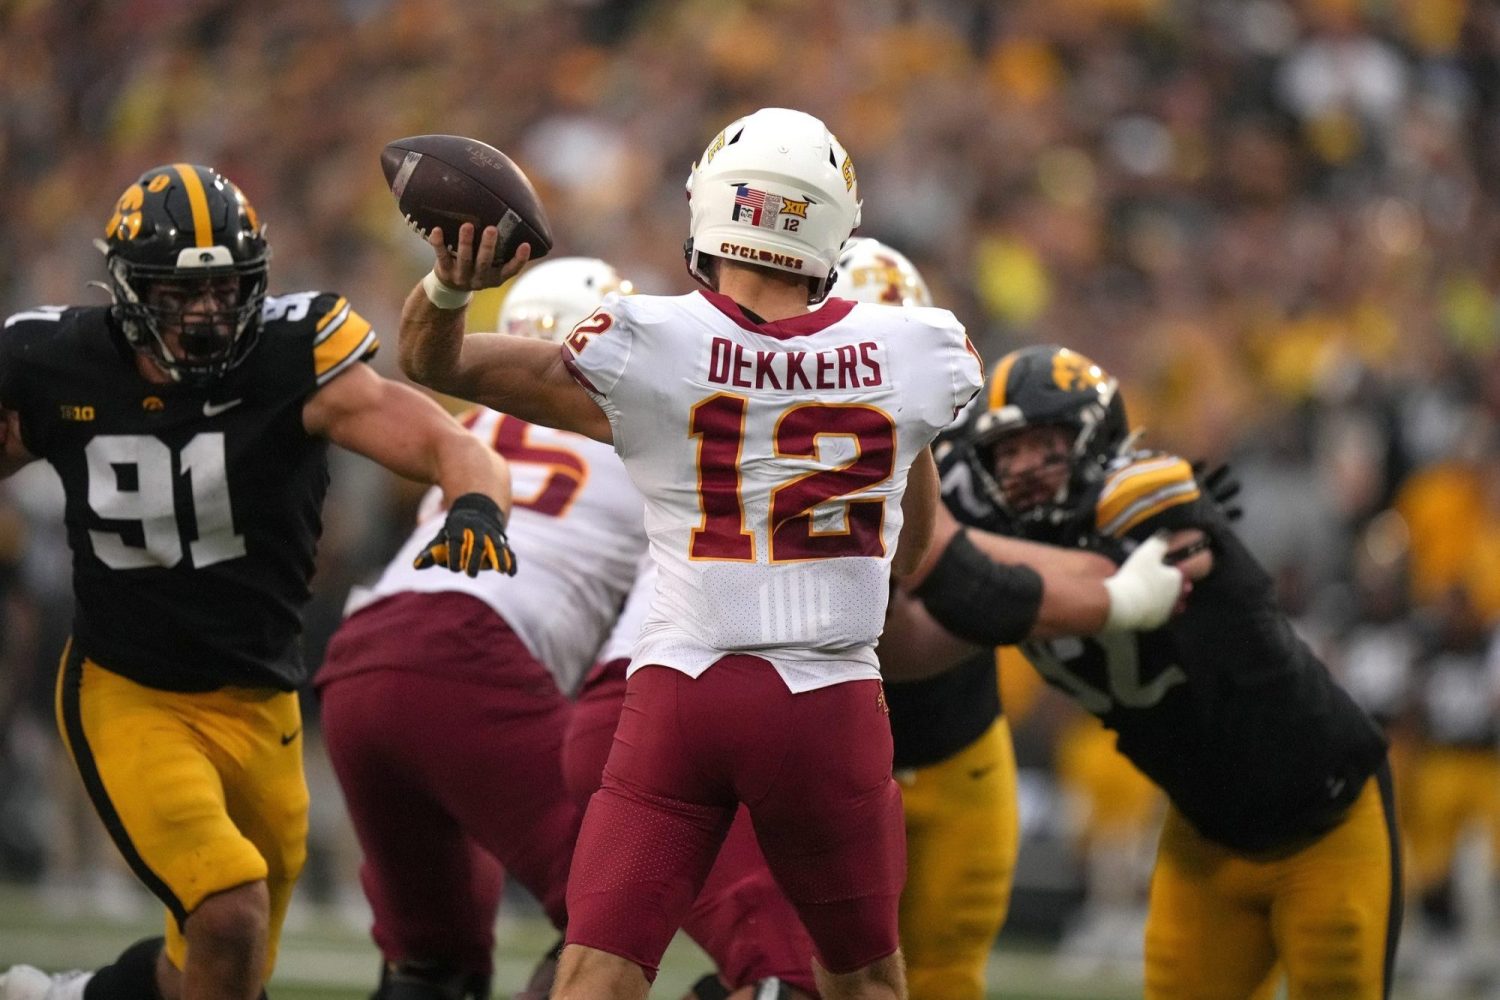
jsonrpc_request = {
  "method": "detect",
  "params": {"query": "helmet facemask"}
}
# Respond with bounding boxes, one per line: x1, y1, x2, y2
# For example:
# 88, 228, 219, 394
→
109, 250, 268, 384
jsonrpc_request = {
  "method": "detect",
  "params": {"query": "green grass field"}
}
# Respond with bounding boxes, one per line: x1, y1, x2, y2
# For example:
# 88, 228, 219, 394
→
0, 882, 1473, 1000
0, 882, 1148, 1000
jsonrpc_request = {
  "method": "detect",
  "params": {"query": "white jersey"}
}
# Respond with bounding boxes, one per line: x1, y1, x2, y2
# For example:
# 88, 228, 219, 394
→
597, 553, 656, 666
564, 288, 983, 692
358, 408, 646, 694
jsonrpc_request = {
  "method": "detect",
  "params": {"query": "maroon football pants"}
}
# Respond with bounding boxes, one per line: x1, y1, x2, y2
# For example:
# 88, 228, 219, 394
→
563, 657, 904, 983
316, 592, 581, 975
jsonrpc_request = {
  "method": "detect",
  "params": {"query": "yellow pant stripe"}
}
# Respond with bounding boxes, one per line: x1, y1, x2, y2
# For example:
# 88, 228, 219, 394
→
1377, 764, 1401, 998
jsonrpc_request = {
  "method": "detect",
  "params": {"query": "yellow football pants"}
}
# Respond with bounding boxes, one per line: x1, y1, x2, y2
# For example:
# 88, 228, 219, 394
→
1404, 746, 1500, 892
1144, 766, 1401, 1000
897, 715, 1019, 1000
54, 641, 309, 975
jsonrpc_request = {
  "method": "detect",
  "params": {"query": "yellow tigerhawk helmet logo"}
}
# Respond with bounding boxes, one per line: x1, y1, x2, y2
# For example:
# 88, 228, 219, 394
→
105, 184, 146, 241
235, 187, 262, 235
1052, 349, 1108, 393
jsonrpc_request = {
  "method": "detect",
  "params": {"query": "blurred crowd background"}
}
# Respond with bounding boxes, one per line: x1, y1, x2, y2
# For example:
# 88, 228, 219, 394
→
2, 0, 1500, 992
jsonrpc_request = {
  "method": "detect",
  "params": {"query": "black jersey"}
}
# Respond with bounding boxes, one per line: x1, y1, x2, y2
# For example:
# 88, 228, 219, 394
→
939, 444, 1388, 853
0, 293, 378, 692
886, 650, 1002, 771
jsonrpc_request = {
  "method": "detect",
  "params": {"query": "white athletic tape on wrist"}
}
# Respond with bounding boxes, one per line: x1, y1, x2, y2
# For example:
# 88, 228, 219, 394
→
422, 270, 473, 310
1103, 534, 1180, 632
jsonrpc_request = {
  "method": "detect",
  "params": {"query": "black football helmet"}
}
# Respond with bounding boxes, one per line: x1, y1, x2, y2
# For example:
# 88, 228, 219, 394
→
102, 163, 269, 383
957, 344, 1132, 533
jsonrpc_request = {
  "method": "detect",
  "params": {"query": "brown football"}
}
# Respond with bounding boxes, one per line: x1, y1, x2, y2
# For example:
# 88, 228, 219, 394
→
380, 134, 553, 261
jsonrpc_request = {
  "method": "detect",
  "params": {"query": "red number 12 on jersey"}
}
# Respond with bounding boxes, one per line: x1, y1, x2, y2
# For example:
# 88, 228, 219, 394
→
689, 393, 896, 562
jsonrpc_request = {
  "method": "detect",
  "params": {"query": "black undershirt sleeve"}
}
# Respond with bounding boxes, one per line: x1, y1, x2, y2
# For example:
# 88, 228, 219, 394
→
912, 529, 1045, 647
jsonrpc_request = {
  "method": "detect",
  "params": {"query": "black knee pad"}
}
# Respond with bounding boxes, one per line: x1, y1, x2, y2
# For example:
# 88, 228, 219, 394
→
371, 960, 489, 1000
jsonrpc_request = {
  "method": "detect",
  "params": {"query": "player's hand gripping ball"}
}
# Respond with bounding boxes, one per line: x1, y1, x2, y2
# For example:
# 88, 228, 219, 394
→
381, 134, 553, 263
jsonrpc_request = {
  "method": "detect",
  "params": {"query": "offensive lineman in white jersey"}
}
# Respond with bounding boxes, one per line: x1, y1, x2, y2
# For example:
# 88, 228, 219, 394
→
314, 258, 645, 1000
397, 108, 1185, 1000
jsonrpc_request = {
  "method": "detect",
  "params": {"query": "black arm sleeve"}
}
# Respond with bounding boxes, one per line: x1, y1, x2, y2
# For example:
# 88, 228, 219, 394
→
912, 529, 1045, 646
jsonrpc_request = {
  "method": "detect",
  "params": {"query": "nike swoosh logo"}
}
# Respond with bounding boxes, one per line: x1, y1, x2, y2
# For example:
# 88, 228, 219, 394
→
280, 728, 300, 746
203, 398, 243, 417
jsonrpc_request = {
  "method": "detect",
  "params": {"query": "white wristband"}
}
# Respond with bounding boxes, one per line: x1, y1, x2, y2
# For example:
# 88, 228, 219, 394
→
421, 270, 473, 310
1102, 534, 1182, 632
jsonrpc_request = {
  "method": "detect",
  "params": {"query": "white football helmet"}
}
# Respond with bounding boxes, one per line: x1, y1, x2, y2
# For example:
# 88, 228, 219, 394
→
685, 107, 862, 304
834, 237, 933, 307
498, 257, 630, 343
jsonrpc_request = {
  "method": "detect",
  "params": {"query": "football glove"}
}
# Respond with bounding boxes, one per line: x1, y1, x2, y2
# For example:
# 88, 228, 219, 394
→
1192, 460, 1243, 521
414, 493, 517, 577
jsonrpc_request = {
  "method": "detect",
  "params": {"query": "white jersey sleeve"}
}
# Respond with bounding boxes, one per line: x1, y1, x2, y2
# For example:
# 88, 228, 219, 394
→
359, 408, 647, 695
905, 305, 984, 427
563, 289, 980, 692
561, 291, 633, 398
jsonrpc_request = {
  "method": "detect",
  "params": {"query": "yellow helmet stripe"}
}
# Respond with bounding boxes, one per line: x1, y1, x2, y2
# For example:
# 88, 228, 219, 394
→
986, 350, 1022, 411
172, 163, 214, 248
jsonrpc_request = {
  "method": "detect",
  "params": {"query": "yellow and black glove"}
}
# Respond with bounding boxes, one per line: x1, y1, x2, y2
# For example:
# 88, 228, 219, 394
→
414, 493, 517, 577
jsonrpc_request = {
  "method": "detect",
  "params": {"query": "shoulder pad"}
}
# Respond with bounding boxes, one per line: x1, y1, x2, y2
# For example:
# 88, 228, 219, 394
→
263, 291, 379, 386
3, 305, 71, 331
1, 306, 84, 364
1095, 452, 1200, 538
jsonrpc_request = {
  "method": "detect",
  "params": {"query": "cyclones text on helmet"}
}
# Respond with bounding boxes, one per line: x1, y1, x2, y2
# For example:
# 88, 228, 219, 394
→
834, 237, 932, 307
102, 163, 269, 383
684, 107, 862, 305
498, 257, 630, 344
961, 345, 1131, 529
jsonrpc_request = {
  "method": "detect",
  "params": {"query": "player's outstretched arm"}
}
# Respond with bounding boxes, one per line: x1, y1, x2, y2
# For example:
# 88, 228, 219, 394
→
302, 361, 510, 512
900, 508, 1185, 644
398, 223, 611, 442
0, 408, 36, 480
878, 588, 987, 683
304, 363, 518, 575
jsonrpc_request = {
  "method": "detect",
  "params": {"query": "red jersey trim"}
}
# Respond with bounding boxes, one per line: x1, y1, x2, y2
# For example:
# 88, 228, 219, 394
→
559, 343, 602, 394
697, 289, 856, 341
